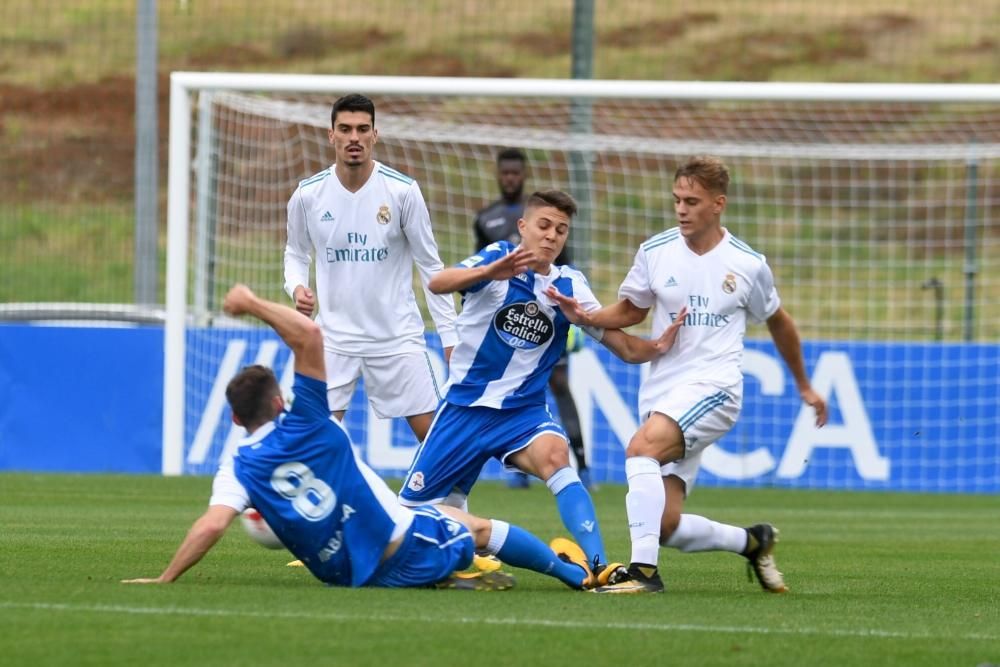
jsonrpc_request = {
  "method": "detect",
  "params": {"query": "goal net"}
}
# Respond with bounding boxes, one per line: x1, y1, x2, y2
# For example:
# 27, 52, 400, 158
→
165, 74, 999, 492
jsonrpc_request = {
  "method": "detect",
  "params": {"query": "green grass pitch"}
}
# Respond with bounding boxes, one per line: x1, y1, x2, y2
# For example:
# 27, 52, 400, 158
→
1, 473, 997, 666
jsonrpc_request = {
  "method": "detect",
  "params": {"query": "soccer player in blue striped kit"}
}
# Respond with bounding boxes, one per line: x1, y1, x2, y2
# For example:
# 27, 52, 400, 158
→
399, 189, 687, 584
122, 284, 601, 591
473, 148, 595, 491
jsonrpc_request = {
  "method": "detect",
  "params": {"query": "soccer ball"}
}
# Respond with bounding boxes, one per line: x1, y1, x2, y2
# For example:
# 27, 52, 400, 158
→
240, 508, 285, 550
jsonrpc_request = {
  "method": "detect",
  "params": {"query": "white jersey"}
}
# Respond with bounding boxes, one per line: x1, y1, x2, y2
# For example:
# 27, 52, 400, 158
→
284, 161, 458, 355
619, 228, 780, 416
208, 455, 251, 513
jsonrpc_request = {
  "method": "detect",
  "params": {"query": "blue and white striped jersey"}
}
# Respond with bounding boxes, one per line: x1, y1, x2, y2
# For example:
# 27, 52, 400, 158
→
443, 241, 600, 409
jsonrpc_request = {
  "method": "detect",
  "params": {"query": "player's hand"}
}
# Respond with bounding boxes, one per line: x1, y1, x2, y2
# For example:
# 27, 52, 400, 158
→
223, 284, 256, 316
800, 387, 828, 427
544, 286, 590, 326
443, 346, 454, 364
293, 286, 316, 317
121, 577, 165, 584
651, 306, 688, 355
484, 248, 535, 280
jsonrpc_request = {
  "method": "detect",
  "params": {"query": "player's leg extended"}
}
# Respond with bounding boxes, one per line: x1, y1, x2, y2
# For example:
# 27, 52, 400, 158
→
367, 506, 512, 591
659, 474, 787, 593
439, 506, 592, 589
506, 434, 607, 567
660, 474, 745, 553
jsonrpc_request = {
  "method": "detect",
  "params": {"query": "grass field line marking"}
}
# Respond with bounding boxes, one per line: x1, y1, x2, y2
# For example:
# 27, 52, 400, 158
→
1, 601, 996, 642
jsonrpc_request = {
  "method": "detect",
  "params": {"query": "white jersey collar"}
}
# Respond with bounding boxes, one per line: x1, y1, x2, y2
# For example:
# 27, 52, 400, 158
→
239, 420, 276, 448
683, 227, 730, 257
332, 160, 379, 197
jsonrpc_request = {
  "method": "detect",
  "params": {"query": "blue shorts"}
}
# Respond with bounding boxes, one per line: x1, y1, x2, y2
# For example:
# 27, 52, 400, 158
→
398, 401, 568, 504
366, 506, 474, 588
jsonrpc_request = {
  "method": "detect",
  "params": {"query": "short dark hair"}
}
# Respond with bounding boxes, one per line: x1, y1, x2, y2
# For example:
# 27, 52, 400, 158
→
331, 93, 375, 127
496, 147, 527, 165
226, 365, 281, 428
674, 155, 730, 195
525, 189, 577, 219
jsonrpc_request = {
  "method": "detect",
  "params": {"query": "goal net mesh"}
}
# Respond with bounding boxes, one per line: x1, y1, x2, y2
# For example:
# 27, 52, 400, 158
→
176, 86, 999, 491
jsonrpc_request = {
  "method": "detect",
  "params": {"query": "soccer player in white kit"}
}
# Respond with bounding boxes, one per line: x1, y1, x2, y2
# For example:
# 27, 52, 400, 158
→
283, 94, 457, 441
548, 156, 828, 594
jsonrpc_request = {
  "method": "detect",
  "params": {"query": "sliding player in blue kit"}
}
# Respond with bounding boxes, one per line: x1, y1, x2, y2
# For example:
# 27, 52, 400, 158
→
399, 190, 687, 584
122, 284, 600, 591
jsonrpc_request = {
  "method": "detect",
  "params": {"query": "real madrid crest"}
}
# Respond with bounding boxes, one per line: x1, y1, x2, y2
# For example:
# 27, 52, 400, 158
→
722, 273, 737, 294
376, 204, 391, 225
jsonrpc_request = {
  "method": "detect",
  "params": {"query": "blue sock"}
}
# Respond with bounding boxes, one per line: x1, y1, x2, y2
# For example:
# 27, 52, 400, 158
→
488, 520, 587, 589
546, 467, 607, 566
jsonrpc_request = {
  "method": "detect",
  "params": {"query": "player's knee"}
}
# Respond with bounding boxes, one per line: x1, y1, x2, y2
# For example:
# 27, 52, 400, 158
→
518, 439, 569, 479
542, 443, 571, 473
626, 421, 683, 463
625, 431, 668, 460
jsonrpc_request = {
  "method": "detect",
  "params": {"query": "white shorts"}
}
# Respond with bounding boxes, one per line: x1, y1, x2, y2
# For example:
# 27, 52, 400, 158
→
647, 381, 742, 493
325, 349, 442, 419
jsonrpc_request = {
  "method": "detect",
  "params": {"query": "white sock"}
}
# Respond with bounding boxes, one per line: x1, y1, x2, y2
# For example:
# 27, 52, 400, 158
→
662, 514, 748, 553
486, 519, 509, 555
625, 456, 664, 567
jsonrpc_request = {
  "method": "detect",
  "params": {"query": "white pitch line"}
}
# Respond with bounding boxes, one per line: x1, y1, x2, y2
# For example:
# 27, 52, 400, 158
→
0, 601, 996, 642
746, 508, 999, 521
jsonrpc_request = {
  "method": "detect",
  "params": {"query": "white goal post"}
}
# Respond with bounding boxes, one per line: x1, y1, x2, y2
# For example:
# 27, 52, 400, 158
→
164, 73, 1000, 493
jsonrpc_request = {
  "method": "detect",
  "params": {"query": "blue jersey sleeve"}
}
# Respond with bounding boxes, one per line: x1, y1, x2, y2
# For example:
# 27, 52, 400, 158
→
456, 241, 512, 294
287, 373, 330, 422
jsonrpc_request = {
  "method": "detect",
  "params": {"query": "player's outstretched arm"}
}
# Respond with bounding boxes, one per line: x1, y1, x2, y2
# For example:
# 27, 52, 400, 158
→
545, 288, 649, 329
766, 307, 828, 427
428, 248, 536, 294
599, 307, 688, 363
223, 283, 325, 382
122, 505, 238, 584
